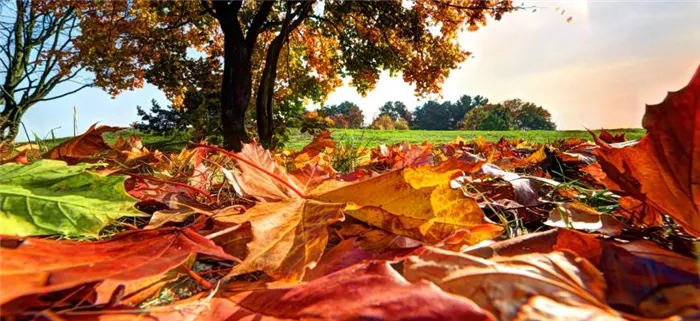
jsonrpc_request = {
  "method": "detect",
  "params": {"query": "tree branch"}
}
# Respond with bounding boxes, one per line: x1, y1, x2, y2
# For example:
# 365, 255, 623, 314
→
35, 83, 91, 102
245, 0, 275, 52
200, 0, 218, 19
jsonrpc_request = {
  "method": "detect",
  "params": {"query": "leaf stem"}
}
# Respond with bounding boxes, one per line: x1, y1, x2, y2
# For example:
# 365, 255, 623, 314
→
182, 265, 213, 290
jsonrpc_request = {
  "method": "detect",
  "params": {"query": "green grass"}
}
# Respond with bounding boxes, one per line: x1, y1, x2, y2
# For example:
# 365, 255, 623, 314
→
20, 128, 646, 153
287, 128, 645, 150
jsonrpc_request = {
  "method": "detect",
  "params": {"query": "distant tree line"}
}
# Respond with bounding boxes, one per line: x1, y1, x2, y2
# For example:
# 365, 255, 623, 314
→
136, 93, 556, 139
299, 95, 555, 131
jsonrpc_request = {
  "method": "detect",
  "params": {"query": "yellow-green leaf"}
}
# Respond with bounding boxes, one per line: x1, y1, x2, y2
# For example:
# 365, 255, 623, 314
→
0, 160, 145, 237
314, 166, 502, 246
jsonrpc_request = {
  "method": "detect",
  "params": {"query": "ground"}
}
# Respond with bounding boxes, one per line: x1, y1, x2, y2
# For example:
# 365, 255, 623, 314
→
31, 128, 646, 152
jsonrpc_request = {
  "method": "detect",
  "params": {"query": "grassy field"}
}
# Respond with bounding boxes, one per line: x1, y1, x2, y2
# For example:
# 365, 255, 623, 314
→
287, 128, 645, 150
27, 128, 646, 152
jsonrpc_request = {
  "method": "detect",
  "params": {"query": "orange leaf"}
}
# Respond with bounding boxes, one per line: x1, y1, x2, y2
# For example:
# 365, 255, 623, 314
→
0, 228, 238, 314
0, 149, 39, 165
300, 131, 335, 157
209, 143, 306, 201
214, 199, 345, 283
107, 136, 163, 166
598, 129, 626, 143
43, 123, 123, 164
593, 65, 700, 236
304, 236, 423, 281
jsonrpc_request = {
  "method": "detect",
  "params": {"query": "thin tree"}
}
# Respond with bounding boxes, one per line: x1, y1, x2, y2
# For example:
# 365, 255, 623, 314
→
0, 1, 90, 145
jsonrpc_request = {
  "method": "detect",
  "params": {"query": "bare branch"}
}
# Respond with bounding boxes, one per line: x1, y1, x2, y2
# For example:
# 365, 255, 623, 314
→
35, 83, 91, 102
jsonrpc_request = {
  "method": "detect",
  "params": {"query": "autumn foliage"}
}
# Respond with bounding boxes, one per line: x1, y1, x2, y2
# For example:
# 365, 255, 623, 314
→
0, 67, 699, 320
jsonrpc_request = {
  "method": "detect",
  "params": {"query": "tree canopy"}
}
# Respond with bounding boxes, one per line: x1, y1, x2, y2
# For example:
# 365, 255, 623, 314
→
463, 99, 556, 130
72, 0, 518, 149
379, 101, 411, 123
411, 94, 488, 130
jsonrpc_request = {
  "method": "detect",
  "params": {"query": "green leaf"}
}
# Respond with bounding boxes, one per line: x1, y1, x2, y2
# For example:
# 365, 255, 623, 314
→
0, 160, 145, 237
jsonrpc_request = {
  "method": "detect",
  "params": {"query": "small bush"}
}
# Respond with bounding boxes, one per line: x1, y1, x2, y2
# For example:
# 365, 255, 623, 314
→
329, 114, 349, 128
301, 111, 335, 135
394, 118, 409, 130
369, 115, 395, 130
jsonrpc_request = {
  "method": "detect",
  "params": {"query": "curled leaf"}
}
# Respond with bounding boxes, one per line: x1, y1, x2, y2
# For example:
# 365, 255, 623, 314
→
44, 123, 123, 164
593, 65, 700, 235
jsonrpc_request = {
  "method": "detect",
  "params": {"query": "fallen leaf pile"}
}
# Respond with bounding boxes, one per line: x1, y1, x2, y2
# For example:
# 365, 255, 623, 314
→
1, 67, 698, 320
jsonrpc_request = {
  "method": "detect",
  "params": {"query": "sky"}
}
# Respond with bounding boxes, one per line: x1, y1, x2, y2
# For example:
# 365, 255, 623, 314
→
19, 0, 700, 139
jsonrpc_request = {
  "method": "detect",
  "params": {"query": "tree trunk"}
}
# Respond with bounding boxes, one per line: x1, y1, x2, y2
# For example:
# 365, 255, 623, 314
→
255, 1, 313, 148
255, 36, 284, 148
220, 26, 252, 151
0, 102, 24, 146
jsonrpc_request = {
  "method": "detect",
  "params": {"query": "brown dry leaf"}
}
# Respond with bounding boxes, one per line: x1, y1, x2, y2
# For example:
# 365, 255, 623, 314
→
0, 228, 238, 315
0, 148, 40, 165
545, 202, 624, 235
638, 284, 700, 319
43, 123, 123, 163
477, 163, 540, 206
147, 209, 196, 229
434, 151, 486, 173
392, 142, 435, 169
304, 236, 423, 281
107, 136, 163, 166
93, 264, 182, 306
214, 199, 345, 283
463, 229, 699, 316
124, 176, 202, 203
288, 162, 337, 192
615, 240, 698, 274
616, 196, 665, 227
593, 65, 700, 236
598, 129, 626, 143
222, 143, 305, 201
514, 146, 547, 167
206, 144, 345, 283
580, 163, 621, 190
314, 166, 503, 247
404, 247, 621, 321
372, 142, 434, 170
511, 296, 618, 321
